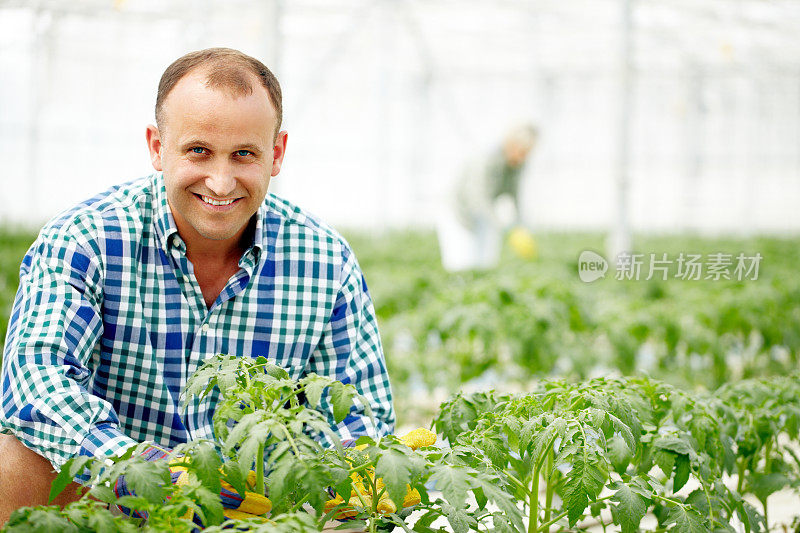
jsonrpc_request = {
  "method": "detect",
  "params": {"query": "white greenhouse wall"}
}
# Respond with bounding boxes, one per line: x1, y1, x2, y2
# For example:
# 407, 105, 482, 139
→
1, 0, 799, 234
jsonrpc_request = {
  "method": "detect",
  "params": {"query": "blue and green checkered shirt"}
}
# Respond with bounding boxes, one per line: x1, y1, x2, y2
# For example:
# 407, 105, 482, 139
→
1, 173, 394, 470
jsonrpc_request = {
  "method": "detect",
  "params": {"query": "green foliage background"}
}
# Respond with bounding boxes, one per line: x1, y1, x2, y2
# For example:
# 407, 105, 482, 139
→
0, 229, 37, 356
2, 227, 799, 406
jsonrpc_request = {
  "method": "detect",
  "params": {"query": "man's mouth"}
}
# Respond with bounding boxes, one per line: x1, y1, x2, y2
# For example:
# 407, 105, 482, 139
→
195, 194, 240, 207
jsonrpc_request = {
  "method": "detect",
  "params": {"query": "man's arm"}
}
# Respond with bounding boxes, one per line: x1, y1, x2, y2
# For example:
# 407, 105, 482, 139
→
0, 433, 85, 523
307, 246, 395, 444
1, 232, 137, 472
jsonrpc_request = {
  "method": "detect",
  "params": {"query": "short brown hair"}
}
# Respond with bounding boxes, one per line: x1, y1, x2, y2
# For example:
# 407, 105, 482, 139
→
155, 48, 283, 138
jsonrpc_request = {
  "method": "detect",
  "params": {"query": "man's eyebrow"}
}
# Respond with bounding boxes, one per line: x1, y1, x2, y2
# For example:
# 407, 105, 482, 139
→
232, 143, 265, 152
178, 140, 264, 152
180, 139, 209, 148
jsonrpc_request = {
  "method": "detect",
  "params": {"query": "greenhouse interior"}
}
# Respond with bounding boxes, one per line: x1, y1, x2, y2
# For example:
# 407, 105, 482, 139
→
1, 0, 799, 531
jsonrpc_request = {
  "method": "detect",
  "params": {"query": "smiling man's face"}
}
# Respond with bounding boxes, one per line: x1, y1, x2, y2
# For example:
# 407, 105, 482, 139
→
146, 69, 287, 249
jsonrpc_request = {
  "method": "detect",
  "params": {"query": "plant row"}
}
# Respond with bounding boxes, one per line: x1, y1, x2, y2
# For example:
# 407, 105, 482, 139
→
5, 355, 800, 532
348, 232, 800, 397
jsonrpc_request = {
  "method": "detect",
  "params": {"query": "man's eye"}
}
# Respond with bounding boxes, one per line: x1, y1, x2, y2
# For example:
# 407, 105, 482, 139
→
236, 150, 252, 157
190, 147, 205, 154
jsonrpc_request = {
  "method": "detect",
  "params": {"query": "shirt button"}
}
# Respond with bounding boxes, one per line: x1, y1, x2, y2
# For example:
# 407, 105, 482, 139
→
201, 324, 210, 333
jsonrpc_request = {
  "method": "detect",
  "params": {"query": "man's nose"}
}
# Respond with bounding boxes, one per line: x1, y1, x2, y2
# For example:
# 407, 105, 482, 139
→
204, 164, 237, 197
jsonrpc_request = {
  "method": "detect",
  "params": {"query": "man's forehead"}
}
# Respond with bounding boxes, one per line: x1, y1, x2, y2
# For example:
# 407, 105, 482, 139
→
164, 69, 274, 115
160, 71, 277, 139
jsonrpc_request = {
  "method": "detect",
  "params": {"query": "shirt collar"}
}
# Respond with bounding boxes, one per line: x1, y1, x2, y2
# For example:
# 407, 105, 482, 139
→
152, 172, 266, 262
152, 173, 181, 252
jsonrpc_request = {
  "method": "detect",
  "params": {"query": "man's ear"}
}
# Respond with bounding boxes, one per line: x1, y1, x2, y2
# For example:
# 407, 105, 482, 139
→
270, 131, 288, 177
146, 124, 163, 171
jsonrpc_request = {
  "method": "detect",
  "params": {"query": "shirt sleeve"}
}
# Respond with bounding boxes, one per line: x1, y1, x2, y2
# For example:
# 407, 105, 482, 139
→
308, 246, 395, 446
1, 233, 137, 471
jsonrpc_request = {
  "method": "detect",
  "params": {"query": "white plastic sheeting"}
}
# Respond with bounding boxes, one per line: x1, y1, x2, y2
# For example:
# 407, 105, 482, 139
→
1, 0, 799, 232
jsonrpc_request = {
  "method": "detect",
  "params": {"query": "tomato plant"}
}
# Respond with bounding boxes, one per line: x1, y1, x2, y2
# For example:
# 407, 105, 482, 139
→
8, 355, 521, 532
433, 375, 784, 532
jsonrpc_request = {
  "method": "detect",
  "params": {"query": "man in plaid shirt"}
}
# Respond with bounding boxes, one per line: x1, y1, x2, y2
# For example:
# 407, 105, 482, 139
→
0, 48, 394, 521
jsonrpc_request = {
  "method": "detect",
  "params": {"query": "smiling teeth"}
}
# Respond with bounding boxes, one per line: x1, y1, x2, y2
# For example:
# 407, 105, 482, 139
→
201, 195, 236, 206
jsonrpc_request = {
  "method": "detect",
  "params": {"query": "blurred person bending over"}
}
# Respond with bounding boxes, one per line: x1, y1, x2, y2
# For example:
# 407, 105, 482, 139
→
0, 48, 394, 523
438, 124, 538, 271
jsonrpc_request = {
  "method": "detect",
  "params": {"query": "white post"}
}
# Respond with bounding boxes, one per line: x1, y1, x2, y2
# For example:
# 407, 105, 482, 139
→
607, 0, 633, 263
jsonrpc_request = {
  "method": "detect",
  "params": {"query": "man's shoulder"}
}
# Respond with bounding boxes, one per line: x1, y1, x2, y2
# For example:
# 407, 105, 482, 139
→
39, 175, 155, 245
264, 193, 355, 264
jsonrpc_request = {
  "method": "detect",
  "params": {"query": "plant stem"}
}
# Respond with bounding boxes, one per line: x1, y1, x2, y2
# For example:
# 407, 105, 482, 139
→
762, 438, 772, 530
348, 462, 375, 476
528, 465, 540, 533
528, 431, 560, 533
765, 438, 773, 473
280, 425, 303, 460
543, 449, 554, 533
369, 473, 380, 533
255, 440, 266, 495
288, 494, 310, 513
702, 482, 714, 524
536, 508, 569, 532
652, 493, 690, 509
505, 471, 534, 499
736, 458, 746, 494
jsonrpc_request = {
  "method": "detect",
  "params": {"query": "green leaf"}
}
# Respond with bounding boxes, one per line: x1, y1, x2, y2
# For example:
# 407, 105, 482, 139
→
590, 500, 606, 518
608, 413, 636, 453
89, 484, 118, 504
503, 419, 521, 452
674, 454, 691, 492
223, 412, 260, 454
329, 382, 356, 423
264, 363, 290, 380
749, 472, 789, 502
189, 441, 223, 494
302, 374, 331, 408
736, 500, 766, 533
191, 483, 225, 526
375, 449, 413, 509
124, 460, 170, 503
221, 461, 248, 501
429, 465, 471, 509
477, 435, 506, 468
49, 455, 92, 503
607, 434, 632, 474
21, 508, 78, 533
238, 427, 266, 476
654, 449, 676, 477
86, 508, 119, 533
492, 512, 515, 533
654, 435, 694, 456
562, 480, 589, 527
266, 457, 294, 505
611, 483, 647, 533
438, 501, 475, 533
563, 453, 607, 526
666, 505, 709, 533
114, 495, 151, 511
472, 475, 525, 531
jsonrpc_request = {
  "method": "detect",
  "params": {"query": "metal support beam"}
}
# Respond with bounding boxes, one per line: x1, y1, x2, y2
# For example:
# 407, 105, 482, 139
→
608, 0, 633, 262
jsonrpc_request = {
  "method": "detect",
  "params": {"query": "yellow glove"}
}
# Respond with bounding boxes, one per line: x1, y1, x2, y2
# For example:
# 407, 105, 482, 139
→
508, 226, 537, 259
172, 466, 272, 521
325, 428, 436, 519
114, 445, 271, 523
